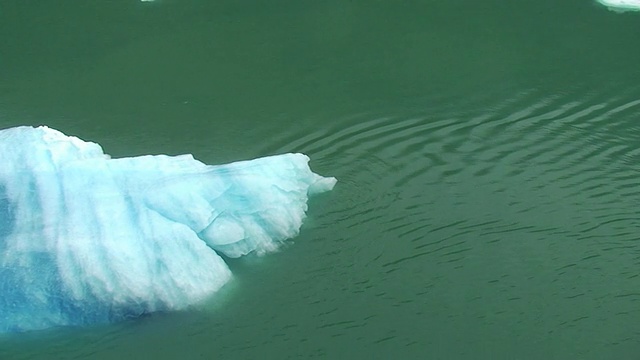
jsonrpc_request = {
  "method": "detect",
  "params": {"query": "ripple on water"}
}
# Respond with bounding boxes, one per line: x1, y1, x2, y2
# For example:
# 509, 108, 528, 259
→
252, 82, 640, 353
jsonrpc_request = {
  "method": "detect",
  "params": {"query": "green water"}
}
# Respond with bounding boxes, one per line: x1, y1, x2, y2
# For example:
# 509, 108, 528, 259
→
1, 0, 640, 358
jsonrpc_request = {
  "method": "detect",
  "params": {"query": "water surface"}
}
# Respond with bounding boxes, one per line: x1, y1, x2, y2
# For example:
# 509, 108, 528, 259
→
1, 0, 639, 358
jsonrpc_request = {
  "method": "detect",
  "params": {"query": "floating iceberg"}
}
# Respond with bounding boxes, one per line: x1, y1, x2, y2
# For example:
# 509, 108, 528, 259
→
0, 126, 336, 333
597, 0, 640, 11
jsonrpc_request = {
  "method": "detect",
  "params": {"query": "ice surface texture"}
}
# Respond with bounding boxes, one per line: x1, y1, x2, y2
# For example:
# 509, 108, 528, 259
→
0, 126, 336, 333
597, 0, 640, 11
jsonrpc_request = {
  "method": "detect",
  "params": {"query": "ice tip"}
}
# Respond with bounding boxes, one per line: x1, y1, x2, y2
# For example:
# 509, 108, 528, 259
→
309, 174, 337, 195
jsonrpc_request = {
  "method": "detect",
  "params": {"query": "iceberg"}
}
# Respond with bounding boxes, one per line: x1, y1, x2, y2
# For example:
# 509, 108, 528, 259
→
597, 0, 640, 11
0, 126, 336, 333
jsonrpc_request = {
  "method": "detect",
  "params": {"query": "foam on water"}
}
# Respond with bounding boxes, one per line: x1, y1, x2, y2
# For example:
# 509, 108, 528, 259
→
0, 126, 336, 333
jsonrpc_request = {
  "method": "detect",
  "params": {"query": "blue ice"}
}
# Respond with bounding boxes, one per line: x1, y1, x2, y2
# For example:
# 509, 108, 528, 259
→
0, 126, 336, 333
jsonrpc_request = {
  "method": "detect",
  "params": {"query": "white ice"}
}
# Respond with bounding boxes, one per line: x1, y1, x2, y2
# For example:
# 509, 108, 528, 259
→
0, 126, 335, 332
597, 0, 640, 11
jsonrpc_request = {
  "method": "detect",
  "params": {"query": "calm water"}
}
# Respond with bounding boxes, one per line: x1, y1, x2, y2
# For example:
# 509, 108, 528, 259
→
1, 0, 640, 358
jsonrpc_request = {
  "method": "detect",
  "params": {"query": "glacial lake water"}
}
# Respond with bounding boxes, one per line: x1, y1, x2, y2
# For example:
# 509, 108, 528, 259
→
1, 0, 639, 358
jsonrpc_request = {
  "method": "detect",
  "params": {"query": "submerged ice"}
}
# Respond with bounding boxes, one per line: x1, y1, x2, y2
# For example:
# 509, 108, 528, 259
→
0, 126, 336, 333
